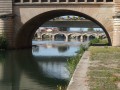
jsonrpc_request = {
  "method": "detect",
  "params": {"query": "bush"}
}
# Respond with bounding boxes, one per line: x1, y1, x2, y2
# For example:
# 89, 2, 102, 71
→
89, 38, 99, 46
89, 38, 108, 46
0, 36, 8, 50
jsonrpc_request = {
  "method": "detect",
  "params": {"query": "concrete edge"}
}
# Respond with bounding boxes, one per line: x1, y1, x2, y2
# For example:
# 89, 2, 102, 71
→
67, 51, 90, 90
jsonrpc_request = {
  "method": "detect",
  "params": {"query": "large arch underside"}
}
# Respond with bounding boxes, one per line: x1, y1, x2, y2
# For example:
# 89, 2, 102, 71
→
15, 9, 112, 49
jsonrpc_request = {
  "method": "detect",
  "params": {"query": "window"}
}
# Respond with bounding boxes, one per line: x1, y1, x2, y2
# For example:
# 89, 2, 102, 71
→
50, 0, 57, 2
15, 0, 20, 2
78, 0, 84, 2
106, 0, 113, 2
69, 0, 75, 2
23, 0, 29, 2
59, 0, 66, 2
33, 0, 38, 2
97, 0, 103, 2
87, 0, 94, 2
41, 0, 48, 2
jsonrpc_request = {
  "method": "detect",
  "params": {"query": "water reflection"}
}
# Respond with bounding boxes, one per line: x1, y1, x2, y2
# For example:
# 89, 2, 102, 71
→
0, 41, 82, 90
32, 41, 80, 56
58, 46, 69, 53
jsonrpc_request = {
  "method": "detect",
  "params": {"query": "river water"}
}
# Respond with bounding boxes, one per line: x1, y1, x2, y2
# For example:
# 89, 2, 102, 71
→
0, 40, 83, 90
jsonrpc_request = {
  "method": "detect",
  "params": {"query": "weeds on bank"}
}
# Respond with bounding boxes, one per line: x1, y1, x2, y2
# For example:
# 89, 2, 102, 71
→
89, 38, 108, 46
67, 44, 88, 77
88, 47, 120, 90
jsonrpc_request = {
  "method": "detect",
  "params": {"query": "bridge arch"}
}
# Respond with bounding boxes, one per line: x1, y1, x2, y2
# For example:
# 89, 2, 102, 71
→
15, 9, 111, 48
54, 33, 67, 41
89, 35, 96, 41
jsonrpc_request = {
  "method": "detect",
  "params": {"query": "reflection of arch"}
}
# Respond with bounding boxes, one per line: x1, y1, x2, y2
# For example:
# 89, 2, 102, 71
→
13, 50, 69, 88
15, 10, 111, 48
58, 46, 69, 52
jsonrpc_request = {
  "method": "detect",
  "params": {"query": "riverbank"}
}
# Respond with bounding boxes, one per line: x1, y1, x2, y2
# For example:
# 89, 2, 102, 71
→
67, 46, 120, 90
67, 51, 90, 90
88, 46, 120, 90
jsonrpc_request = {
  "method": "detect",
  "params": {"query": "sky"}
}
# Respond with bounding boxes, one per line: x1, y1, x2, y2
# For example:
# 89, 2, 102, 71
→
69, 28, 103, 32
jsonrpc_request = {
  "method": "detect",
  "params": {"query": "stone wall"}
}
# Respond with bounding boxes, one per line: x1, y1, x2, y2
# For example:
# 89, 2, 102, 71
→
112, 0, 120, 46
0, 0, 12, 15
0, 0, 14, 48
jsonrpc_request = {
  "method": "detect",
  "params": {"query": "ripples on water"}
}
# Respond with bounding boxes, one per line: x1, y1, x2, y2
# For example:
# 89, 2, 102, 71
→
0, 41, 82, 90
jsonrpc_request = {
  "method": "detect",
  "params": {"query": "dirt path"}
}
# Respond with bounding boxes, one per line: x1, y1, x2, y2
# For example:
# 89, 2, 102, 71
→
67, 51, 90, 90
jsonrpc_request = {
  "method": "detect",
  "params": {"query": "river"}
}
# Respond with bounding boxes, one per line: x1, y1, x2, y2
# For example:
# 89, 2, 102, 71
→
0, 40, 84, 90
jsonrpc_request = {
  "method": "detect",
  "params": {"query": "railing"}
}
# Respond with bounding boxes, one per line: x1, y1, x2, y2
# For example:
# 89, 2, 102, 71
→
14, 0, 113, 4
50, 16, 87, 21
40, 31, 105, 34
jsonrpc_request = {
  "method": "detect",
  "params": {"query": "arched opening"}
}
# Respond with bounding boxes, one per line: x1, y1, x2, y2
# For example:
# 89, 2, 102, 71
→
15, 10, 111, 49
68, 34, 72, 41
54, 34, 66, 41
78, 35, 81, 41
83, 35, 88, 42
42, 34, 50, 40
89, 35, 96, 41
99, 34, 107, 39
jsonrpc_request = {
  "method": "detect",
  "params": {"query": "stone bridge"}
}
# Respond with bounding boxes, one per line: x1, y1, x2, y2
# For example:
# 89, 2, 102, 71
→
36, 31, 106, 42
41, 19, 100, 28
0, 0, 120, 49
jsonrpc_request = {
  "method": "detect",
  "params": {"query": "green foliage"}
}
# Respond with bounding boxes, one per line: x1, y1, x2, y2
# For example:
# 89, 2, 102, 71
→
57, 84, 67, 90
0, 36, 8, 50
89, 38, 99, 46
87, 28, 94, 31
99, 39, 108, 44
89, 38, 108, 46
67, 45, 87, 77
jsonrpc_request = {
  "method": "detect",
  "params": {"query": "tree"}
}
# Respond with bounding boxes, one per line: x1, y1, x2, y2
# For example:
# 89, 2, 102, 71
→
59, 27, 67, 31
87, 28, 94, 31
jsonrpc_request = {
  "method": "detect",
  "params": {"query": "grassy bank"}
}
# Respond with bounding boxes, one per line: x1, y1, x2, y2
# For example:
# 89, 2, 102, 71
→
88, 47, 120, 90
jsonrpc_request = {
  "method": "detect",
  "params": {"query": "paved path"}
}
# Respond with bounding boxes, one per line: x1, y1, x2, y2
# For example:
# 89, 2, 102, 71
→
67, 51, 90, 90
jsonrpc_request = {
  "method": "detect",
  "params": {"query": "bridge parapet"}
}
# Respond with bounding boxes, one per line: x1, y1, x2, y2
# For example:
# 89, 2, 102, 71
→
14, 0, 113, 4
39, 31, 105, 36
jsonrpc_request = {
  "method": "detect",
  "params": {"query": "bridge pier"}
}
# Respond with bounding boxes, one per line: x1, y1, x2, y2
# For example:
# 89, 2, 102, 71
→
80, 36, 83, 42
113, 15, 120, 46
65, 35, 68, 42
37, 33, 41, 39
113, 1, 120, 46
52, 35, 55, 41
87, 36, 89, 41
